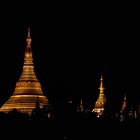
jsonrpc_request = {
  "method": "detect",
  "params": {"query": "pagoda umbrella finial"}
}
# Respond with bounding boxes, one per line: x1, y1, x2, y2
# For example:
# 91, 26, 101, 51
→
28, 27, 31, 38
26, 27, 32, 47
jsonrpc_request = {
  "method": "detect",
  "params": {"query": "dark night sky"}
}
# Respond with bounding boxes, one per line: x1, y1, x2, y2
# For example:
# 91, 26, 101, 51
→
0, 3, 139, 112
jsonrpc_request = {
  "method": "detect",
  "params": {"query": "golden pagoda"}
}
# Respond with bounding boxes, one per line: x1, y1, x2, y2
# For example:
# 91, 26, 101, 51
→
119, 94, 127, 121
77, 98, 84, 112
120, 94, 127, 114
92, 75, 106, 117
0, 28, 48, 115
120, 94, 127, 121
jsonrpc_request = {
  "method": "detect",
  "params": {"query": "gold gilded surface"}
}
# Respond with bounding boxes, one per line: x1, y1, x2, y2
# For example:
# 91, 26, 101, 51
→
0, 28, 48, 115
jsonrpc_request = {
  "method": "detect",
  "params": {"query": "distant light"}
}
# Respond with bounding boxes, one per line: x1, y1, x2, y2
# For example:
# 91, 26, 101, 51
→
68, 100, 72, 103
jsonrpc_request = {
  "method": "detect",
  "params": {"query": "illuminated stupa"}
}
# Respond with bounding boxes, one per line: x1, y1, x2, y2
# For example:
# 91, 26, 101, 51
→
92, 75, 106, 117
77, 98, 84, 112
0, 28, 48, 115
119, 94, 127, 121
120, 94, 127, 114
119, 94, 137, 120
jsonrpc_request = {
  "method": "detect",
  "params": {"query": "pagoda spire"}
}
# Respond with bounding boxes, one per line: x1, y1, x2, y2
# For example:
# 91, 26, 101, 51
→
23, 27, 33, 67
92, 74, 106, 117
120, 94, 127, 114
26, 27, 31, 47
99, 75, 104, 94
119, 94, 127, 121
0, 28, 48, 115
77, 98, 84, 112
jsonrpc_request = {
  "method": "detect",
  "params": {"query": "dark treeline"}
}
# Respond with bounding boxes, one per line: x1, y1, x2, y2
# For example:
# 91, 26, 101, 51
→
0, 107, 140, 139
